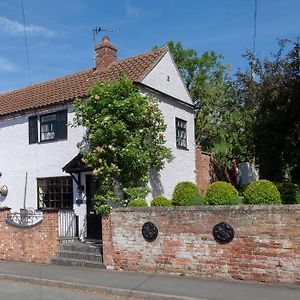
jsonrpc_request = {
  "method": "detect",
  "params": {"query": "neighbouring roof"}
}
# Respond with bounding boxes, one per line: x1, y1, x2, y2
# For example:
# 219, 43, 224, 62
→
0, 46, 168, 117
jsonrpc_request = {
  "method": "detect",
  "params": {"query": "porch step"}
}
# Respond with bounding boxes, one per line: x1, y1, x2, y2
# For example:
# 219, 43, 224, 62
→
50, 257, 105, 269
51, 240, 104, 269
58, 250, 102, 262
60, 242, 102, 255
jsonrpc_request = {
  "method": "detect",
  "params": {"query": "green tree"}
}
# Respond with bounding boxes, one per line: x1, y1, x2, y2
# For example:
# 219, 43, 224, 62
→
167, 41, 249, 166
236, 39, 300, 181
73, 76, 173, 213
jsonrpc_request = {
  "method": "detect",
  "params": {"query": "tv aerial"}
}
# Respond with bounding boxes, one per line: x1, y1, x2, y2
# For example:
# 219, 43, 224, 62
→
92, 27, 119, 50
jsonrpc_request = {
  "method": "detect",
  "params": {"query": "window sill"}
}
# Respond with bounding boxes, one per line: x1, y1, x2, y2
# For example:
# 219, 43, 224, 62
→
38, 137, 68, 144
176, 145, 189, 151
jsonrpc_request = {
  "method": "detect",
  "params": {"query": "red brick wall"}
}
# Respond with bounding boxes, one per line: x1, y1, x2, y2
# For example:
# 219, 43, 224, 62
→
0, 208, 59, 264
102, 206, 300, 284
195, 147, 212, 193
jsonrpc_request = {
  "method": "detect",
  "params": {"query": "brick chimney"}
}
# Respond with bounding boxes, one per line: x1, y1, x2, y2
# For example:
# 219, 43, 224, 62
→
95, 37, 117, 70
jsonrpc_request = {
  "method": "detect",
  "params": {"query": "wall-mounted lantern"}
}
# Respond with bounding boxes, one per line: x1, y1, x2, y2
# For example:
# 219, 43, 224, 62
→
0, 185, 8, 196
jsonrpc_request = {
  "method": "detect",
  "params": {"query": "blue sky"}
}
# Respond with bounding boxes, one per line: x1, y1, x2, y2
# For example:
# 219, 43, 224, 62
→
0, 0, 299, 93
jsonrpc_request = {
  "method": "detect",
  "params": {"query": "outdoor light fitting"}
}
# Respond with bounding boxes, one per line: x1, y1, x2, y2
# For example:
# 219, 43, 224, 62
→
0, 185, 8, 196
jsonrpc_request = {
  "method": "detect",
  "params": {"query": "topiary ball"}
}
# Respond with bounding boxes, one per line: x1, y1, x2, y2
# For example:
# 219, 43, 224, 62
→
243, 180, 282, 205
172, 182, 200, 206
151, 196, 172, 207
127, 198, 148, 207
204, 181, 239, 205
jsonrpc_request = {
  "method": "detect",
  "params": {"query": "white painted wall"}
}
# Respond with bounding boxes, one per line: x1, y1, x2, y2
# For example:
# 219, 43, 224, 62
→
142, 51, 193, 105
0, 51, 195, 237
139, 86, 196, 200
0, 105, 85, 212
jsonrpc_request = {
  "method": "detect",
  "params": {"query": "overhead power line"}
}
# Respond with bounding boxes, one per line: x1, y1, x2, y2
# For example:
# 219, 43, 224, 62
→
253, 0, 257, 54
21, 0, 32, 85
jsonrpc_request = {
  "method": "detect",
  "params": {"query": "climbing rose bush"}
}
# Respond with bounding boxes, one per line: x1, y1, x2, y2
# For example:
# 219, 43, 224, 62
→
73, 76, 173, 214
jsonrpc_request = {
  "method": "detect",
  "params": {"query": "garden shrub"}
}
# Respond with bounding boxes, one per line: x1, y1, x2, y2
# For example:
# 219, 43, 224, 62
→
127, 198, 148, 207
275, 182, 299, 204
151, 196, 172, 207
229, 196, 244, 205
204, 181, 239, 205
172, 182, 201, 206
186, 193, 205, 206
296, 192, 300, 204
243, 180, 282, 205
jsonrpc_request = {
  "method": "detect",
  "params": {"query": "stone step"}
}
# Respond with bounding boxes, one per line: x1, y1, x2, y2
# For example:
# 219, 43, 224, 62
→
58, 250, 102, 262
50, 257, 105, 269
60, 242, 102, 255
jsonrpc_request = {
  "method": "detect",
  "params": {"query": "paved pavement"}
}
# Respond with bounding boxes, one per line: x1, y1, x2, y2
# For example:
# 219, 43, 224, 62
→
0, 260, 299, 300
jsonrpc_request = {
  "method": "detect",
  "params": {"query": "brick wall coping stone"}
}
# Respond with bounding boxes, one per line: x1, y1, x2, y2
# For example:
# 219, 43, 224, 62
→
113, 204, 300, 213
39, 208, 59, 212
5, 218, 43, 229
0, 207, 11, 211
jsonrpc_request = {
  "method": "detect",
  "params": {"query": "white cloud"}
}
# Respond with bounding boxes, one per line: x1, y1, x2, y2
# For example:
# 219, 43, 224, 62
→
0, 16, 55, 37
125, 1, 159, 18
0, 57, 17, 72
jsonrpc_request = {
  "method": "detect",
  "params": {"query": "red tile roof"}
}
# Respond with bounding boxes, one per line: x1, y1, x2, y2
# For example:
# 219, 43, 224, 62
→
0, 46, 168, 117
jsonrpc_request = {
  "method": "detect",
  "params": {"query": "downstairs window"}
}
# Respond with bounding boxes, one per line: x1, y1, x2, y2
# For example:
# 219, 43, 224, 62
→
37, 176, 73, 209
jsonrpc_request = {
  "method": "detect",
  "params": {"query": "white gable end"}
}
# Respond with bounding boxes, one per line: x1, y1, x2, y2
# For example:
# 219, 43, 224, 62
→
141, 51, 193, 105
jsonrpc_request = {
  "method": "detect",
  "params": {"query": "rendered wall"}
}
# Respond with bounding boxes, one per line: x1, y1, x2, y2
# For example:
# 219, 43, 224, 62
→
102, 206, 300, 285
0, 104, 85, 212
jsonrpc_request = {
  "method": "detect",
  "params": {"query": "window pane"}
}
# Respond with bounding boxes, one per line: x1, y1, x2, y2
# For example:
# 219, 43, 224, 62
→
40, 110, 67, 141
37, 177, 73, 209
175, 118, 187, 149
41, 114, 56, 122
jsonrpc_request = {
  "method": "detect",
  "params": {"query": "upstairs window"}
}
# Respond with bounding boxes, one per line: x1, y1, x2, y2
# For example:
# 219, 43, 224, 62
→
29, 110, 67, 144
175, 117, 187, 149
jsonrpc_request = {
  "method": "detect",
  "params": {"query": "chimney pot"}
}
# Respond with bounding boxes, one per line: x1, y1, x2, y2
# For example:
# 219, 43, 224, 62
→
102, 36, 110, 43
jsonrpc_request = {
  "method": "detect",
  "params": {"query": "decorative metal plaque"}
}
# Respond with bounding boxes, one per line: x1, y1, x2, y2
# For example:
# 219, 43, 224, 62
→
213, 222, 235, 244
142, 222, 158, 242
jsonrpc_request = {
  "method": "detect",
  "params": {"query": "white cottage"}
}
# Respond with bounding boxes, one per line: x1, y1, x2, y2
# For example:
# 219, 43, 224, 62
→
0, 37, 195, 240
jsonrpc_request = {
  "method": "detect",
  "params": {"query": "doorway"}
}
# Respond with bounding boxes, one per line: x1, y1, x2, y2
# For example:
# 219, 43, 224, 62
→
85, 175, 102, 240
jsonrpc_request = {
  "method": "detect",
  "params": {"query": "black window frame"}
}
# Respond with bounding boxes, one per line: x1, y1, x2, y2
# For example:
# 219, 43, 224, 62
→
37, 176, 73, 210
28, 109, 68, 144
175, 117, 187, 149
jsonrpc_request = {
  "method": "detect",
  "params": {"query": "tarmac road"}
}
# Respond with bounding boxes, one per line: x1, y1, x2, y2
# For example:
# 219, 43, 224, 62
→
0, 279, 126, 300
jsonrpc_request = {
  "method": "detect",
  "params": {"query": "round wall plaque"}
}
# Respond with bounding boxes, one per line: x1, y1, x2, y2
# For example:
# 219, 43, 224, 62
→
142, 221, 158, 242
213, 222, 235, 244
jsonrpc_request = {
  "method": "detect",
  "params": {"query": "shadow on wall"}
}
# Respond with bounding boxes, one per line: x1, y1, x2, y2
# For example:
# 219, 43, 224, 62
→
150, 169, 164, 198
79, 215, 87, 241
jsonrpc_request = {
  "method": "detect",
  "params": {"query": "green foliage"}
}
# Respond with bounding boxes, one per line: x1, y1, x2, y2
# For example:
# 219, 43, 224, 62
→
172, 182, 200, 206
185, 193, 205, 206
123, 187, 151, 201
236, 39, 300, 181
296, 192, 300, 204
204, 181, 239, 205
243, 180, 282, 205
229, 196, 244, 205
73, 76, 172, 213
167, 41, 250, 166
127, 198, 148, 207
275, 182, 299, 204
151, 196, 172, 207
